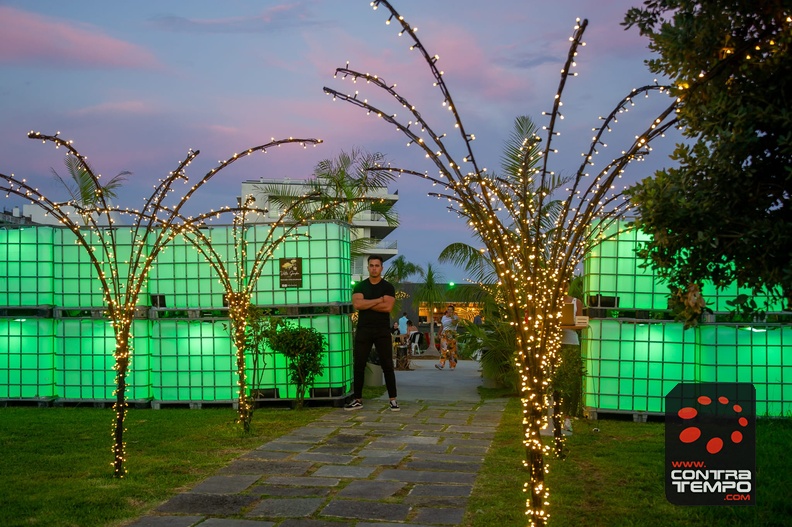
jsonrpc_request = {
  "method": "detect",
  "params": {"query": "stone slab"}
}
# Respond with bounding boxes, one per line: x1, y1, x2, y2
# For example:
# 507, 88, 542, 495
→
403, 496, 469, 508
155, 493, 257, 515
285, 426, 339, 437
293, 452, 355, 464
189, 475, 261, 494
218, 460, 312, 476
311, 465, 376, 479
358, 453, 408, 466
337, 480, 405, 499
377, 469, 476, 484
255, 442, 313, 453
246, 498, 325, 518
250, 485, 332, 498
412, 507, 465, 525
247, 450, 294, 460
279, 520, 353, 527
323, 434, 370, 446
264, 476, 340, 487
402, 460, 481, 472
199, 519, 276, 527
409, 484, 473, 497
321, 500, 411, 522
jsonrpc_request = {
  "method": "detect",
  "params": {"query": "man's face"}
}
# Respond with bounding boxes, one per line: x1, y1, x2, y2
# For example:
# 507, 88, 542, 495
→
368, 259, 383, 278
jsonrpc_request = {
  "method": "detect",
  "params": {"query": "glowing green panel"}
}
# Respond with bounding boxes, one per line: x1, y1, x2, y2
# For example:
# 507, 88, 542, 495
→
150, 321, 236, 401
0, 319, 56, 398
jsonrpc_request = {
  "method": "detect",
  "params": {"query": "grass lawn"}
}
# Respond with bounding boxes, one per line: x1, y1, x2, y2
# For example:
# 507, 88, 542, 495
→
465, 397, 792, 527
0, 404, 329, 527
2, 391, 790, 527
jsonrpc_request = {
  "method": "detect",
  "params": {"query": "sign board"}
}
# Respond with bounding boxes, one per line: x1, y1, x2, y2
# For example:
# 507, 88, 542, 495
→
279, 257, 302, 288
665, 382, 756, 506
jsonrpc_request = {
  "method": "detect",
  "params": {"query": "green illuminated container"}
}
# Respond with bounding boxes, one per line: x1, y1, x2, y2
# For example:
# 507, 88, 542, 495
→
583, 319, 698, 414
583, 220, 792, 417
54, 228, 141, 308
250, 222, 352, 306
56, 319, 152, 401
146, 231, 225, 309
0, 319, 56, 399
697, 325, 792, 416
150, 320, 236, 402
1, 221, 353, 405
0, 227, 55, 306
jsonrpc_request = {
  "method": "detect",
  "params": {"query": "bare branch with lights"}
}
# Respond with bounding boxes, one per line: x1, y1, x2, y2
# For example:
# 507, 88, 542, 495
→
326, 2, 679, 524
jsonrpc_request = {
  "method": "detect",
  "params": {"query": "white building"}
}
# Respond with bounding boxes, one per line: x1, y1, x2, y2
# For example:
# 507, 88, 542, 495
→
239, 178, 399, 280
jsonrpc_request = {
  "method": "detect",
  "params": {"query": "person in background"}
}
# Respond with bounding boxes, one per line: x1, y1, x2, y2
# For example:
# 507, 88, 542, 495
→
346, 255, 400, 412
398, 312, 408, 335
435, 305, 460, 370
391, 321, 401, 336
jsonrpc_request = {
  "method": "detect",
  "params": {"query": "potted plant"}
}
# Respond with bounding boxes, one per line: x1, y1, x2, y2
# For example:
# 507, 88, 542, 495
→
266, 320, 326, 409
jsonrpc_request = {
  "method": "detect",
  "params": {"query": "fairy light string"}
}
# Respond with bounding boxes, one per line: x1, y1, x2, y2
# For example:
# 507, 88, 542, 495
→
324, 2, 683, 525
0, 132, 321, 477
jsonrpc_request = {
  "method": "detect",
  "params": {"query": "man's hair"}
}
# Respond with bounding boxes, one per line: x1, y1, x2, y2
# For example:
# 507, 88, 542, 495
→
367, 255, 384, 264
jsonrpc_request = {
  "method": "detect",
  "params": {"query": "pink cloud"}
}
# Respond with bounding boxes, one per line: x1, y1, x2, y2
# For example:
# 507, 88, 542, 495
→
0, 6, 161, 69
68, 100, 159, 116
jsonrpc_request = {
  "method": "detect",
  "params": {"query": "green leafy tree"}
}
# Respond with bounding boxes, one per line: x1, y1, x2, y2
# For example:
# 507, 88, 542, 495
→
624, 1, 792, 308
265, 320, 326, 409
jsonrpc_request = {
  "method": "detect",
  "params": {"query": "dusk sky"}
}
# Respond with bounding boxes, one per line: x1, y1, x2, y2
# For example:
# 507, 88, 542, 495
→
0, 0, 682, 282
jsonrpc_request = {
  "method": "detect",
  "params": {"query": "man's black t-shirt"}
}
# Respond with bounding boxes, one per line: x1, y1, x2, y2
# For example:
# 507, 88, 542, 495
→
353, 278, 395, 330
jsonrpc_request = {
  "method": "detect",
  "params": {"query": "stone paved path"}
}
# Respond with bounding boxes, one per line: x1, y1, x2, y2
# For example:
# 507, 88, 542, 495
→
125, 359, 506, 527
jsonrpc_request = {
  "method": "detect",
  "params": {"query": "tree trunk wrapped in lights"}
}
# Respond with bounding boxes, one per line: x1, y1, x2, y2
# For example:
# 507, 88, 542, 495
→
0, 132, 321, 477
325, 2, 679, 524
173, 194, 341, 432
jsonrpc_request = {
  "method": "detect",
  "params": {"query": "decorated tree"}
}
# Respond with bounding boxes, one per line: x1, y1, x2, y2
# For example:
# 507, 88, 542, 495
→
323, 2, 678, 524
171, 194, 337, 431
0, 132, 320, 476
624, 1, 792, 308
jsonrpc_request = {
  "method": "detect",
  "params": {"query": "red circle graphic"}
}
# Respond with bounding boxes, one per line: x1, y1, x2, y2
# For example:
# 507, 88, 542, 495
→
678, 392, 747, 455
706, 437, 724, 454
679, 426, 702, 443
678, 407, 698, 419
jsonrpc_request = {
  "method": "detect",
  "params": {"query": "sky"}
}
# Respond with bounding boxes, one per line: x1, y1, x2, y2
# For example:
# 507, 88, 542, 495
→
0, 0, 682, 282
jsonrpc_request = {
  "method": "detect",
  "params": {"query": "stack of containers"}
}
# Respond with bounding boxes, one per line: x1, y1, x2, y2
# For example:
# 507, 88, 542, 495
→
583, 219, 792, 417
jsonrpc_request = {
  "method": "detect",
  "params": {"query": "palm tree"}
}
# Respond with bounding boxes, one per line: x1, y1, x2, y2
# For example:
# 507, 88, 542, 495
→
384, 255, 424, 316
384, 254, 423, 284
51, 155, 129, 223
411, 263, 446, 353
261, 148, 398, 258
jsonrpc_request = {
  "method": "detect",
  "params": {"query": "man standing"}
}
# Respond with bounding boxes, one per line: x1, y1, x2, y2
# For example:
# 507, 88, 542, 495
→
345, 255, 400, 411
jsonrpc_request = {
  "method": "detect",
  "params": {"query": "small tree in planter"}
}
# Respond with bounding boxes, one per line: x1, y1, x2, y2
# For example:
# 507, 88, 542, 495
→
267, 320, 326, 409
